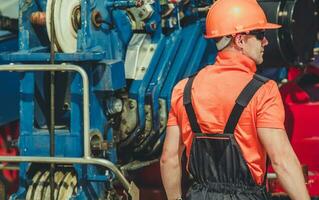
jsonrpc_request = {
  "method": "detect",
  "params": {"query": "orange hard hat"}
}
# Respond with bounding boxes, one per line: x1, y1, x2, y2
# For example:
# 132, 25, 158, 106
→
205, 0, 281, 38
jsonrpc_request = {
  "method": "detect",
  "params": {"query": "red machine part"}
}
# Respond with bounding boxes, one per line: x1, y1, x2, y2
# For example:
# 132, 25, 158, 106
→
268, 67, 319, 197
130, 158, 190, 200
0, 121, 19, 197
131, 163, 167, 200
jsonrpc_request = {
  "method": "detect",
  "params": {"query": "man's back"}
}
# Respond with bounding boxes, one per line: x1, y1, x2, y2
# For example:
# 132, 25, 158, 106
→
167, 51, 285, 184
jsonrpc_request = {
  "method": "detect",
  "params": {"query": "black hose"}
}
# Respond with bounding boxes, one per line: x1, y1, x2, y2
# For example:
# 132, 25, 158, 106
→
146, 133, 165, 157
133, 130, 158, 153
118, 127, 141, 149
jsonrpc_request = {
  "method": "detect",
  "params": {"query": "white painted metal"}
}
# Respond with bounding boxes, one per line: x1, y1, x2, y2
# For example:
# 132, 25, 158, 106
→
57, 172, 77, 199
33, 171, 50, 200
42, 171, 65, 199
124, 34, 157, 80
26, 171, 43, 200
46, 0, 80, 53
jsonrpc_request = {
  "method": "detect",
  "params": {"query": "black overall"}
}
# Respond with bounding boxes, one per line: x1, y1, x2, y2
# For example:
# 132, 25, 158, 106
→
183, 74, 270, 200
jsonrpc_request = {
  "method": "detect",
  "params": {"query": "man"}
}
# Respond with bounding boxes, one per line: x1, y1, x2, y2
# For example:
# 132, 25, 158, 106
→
160, 0, 310, 199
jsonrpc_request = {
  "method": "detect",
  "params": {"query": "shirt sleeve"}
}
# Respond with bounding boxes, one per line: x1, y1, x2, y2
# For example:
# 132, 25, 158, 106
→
167, 109, 178, 126
167, 79, 187, 127
256, 80, 285, 129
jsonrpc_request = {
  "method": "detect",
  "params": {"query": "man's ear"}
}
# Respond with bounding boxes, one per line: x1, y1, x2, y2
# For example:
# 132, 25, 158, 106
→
234, 34, 245, 49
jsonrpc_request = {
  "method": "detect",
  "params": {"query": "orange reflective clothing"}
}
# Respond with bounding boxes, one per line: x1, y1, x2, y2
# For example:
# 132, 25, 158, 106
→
167, 51, 285, 185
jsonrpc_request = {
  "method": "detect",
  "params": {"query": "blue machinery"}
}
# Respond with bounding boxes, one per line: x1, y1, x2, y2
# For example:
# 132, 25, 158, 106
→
0, 0, 317, 199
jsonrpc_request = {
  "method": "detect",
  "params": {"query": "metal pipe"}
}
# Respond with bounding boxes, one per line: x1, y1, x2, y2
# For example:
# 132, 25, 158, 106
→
49, 1, 57, 198
195, 6, 210, 13
120, 158, 159, 171
0, 64, 90, 158
0, 164, 20, 170
50, 76, 55, 200
0, 156, 130, 191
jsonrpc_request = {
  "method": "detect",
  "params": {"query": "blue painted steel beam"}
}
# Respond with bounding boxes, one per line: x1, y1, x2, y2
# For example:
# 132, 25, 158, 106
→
160, 22, 203, 110
0, 52, 107, 62
133, 31, 183, 154
119, 36, 167, 148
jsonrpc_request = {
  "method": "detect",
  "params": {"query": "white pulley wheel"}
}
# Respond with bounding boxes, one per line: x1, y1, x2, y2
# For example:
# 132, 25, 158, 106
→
42, 171, 65, 199
46, 0, 80, 53
26, 171, 43, 200
33, 170, 50, 200
57, 172, 78, 199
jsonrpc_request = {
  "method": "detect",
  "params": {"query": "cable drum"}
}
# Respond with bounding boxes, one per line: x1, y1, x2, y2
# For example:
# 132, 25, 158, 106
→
25, 170, 77, 200
46, 0, 80, 53
259, 0, 318, 68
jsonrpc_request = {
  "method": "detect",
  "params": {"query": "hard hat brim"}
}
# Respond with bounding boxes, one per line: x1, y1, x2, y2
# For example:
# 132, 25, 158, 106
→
205, 23, 281, 39
262, 22, 282, 30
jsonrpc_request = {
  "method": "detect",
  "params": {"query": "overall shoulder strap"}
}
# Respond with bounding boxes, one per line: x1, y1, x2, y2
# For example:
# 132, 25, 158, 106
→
183, 74, 202, 133
223, 74, 269, 134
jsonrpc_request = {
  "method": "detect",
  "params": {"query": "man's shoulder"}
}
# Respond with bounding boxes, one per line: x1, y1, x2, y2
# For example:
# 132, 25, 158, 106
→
254, 78, 282, 109
172, 78, 190, 94
258, 78, 279, 94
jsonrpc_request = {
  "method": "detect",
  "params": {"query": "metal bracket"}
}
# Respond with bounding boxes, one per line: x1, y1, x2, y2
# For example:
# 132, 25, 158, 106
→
128, 181, 140, 200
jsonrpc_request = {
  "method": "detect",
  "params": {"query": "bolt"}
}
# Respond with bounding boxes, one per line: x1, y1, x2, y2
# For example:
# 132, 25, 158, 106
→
63, 103, 70, 111
92, 10, 103, 28
278, 11, 288, 17
107, 98, 123, 114
72, 5, 81, 31
171, 17, 177, 26
136, 0, 143, 7
150, 22, 157, 30
129, 101, 135, 109
138, 11, 144, 18
138, 135, 144, 140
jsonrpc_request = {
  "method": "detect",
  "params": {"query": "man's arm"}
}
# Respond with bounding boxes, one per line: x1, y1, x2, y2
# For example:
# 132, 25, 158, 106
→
160, 125, 185, 200
258, 128, 310, 200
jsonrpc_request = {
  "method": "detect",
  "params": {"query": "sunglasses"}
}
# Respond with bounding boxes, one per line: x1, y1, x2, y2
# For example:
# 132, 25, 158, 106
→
248, 30, 266, 40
